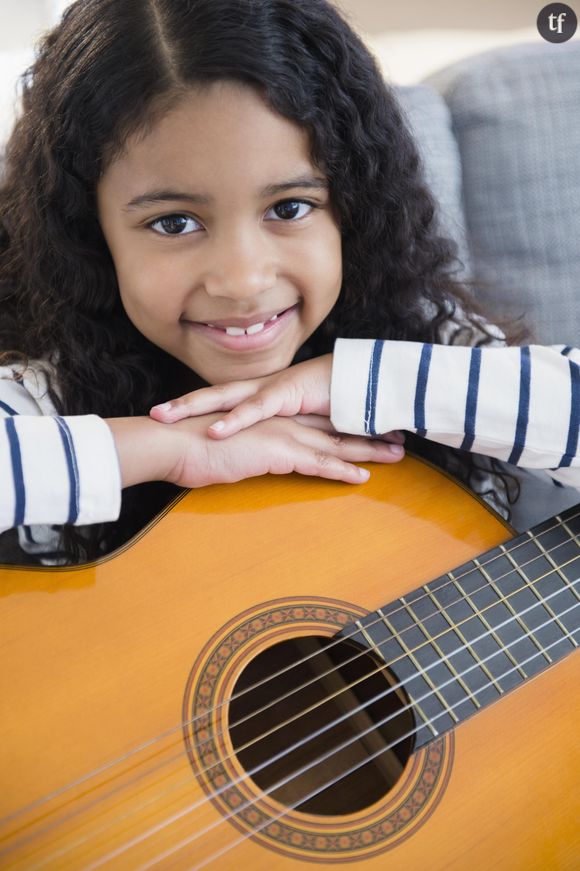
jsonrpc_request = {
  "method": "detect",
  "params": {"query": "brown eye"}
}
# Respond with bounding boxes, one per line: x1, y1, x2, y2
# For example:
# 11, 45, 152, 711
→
268, 200, 313, 221
150, 215, 200, 235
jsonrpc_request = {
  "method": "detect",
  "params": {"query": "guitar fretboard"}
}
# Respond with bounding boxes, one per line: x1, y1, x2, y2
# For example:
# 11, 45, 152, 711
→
343, 505, 580, 749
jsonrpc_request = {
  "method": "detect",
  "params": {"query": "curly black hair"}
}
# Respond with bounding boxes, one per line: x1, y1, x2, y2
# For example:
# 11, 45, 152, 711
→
0, 0, 523, 563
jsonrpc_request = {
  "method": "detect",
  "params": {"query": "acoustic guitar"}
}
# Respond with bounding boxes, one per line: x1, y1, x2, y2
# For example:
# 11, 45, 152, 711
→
1, 456, 579, 870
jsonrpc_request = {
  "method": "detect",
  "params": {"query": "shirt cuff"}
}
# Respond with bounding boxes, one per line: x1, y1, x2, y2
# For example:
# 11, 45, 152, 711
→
330, 338, 432, 436
0, 414, 122, 529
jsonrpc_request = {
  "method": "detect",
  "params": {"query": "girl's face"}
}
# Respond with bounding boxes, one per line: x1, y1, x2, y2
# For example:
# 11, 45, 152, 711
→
97, 81, 342, 385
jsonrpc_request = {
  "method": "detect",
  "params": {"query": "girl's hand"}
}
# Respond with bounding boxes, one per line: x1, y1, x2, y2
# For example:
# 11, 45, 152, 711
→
167, 412, 404, 488
150, 354, 404, 448
150, 355, 334, 437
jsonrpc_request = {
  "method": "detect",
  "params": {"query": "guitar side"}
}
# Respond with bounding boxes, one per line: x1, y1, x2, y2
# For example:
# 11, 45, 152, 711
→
1, 456, 579, 869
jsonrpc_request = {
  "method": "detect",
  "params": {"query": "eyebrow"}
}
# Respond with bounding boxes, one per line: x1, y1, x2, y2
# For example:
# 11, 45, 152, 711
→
123, 175, 329, 211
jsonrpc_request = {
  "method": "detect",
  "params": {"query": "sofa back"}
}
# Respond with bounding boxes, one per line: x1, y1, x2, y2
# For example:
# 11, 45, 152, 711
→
398, 41, 580, 347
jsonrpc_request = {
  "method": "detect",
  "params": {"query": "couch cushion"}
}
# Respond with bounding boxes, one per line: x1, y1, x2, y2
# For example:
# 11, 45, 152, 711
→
426, 41, 580, 345
396, 84, 471, 279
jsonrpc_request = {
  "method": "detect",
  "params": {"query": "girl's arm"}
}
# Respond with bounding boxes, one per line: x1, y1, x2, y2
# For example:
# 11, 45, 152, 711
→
329, 340, 579, 489
0, 366, 123, 532
150, 342, 580, 489
0, 411, 123, 533
1, 370, 403, 533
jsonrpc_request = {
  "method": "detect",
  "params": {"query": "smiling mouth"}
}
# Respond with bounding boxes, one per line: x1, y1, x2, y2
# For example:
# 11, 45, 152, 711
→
205, 311, 283, 336
181, 303, 299, 351
190, 305, 297, 335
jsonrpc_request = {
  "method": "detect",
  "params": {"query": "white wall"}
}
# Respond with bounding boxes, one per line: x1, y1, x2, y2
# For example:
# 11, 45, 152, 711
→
0, 0, 49, 50
0, 0, 575, 141
0, 0, 556, 51
337, 0, 549, 34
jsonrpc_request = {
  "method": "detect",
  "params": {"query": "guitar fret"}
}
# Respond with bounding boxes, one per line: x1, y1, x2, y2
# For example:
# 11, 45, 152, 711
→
505, 540, 578, 649
338, 504, 579, 761
352, 619, 408, 709
448, 571, 529, 681
352, 617, 438, 741
421, 584, 504, 697
378, 607, 458, 730
401, 596, 481, 710
473, 557, 553, 665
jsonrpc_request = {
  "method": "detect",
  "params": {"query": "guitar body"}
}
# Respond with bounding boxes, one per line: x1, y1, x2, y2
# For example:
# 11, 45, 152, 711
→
1, 456, 579, 869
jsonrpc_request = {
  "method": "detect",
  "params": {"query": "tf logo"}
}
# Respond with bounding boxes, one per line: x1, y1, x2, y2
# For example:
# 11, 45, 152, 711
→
537, 3, 578, 42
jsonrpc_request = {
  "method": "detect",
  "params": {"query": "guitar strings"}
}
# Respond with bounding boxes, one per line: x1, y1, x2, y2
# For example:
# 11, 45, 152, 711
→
8, 541, 574, 871
2, 514, 577, 860
98, 595, 580, 871
31, 557, 580, 870
190, 626, 580, 871
18, 542, 578, 870
27, 546, 580, 869
177, 533, 580, 755
3, 519, 572, 839
179, 510, 580, 724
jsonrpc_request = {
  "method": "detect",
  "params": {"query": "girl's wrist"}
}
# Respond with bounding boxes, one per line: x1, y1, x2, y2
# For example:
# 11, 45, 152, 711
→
104, 416, 181, 488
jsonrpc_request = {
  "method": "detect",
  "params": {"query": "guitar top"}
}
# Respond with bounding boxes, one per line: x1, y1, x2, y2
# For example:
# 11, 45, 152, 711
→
1, 456, 579, 870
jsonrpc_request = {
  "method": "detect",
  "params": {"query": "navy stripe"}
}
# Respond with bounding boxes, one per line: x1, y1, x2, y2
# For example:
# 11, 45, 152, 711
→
0, 399, 19, 416
460, 347, 482, 451
507, 347, 531, 465
364, 341, 384, 436
55, 417, 80, 524
6, 417, 25, 525
561, 346, 573, 357
414, 344, 433, 437
559, 359, 580, 468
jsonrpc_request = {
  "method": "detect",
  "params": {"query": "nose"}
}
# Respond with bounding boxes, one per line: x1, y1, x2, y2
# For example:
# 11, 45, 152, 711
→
200, 226, 277, 301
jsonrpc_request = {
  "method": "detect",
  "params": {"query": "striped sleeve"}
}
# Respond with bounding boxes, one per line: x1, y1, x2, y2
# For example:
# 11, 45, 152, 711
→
0, 372, 122, 532
330, 340, 580, 489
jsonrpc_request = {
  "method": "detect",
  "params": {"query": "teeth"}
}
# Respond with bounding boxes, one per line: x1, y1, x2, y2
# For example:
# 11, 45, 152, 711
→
223, 321, 266, 336
246, 322, 265, 335
205, 311, 283, 335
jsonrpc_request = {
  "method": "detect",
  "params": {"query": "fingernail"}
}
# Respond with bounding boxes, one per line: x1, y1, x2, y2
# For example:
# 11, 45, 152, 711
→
153, 402, 172, 412
390, 444, 404, 456
358, 467, 370, 480
209, 420, 225, 432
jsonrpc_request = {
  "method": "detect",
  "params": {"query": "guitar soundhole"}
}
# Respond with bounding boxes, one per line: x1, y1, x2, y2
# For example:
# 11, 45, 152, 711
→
229, 635, 414, 816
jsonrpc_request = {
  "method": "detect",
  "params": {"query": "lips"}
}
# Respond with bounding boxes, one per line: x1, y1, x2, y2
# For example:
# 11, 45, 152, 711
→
206, 311, 282, 336
189, 306, 294, 331
181, 303, 299, 351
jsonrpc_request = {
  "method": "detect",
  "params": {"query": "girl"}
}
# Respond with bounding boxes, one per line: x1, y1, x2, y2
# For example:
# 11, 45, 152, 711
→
0, 0, 578, 566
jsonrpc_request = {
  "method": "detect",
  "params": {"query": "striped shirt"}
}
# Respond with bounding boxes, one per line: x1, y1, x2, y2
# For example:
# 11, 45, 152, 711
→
0, 362, 121, 559
2, 341, 579, 561
331, 341, 580, 490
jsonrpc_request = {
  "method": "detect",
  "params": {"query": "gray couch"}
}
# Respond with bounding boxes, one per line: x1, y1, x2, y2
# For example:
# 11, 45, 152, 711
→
397, 40, 579, 531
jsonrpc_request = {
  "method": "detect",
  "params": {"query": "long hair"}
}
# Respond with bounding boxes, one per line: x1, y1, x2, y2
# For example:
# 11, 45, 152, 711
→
0, 0, 521, 562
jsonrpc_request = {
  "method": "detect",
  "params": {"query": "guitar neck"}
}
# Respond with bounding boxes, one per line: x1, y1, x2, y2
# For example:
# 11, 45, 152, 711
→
345, 504, 580, 749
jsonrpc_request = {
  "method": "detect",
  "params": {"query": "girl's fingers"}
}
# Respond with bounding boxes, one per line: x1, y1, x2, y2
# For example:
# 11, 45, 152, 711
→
150, 381, 256, 422
291, 413, 335, 431
207, 389, 296, 438
295, 424, 406, 465
292, 439, 404, 485
291, 456, 372, 484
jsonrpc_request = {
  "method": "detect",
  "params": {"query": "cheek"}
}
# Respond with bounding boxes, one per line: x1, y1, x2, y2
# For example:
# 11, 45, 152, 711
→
116, 257, 182, 322
310, 227, 342, 306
